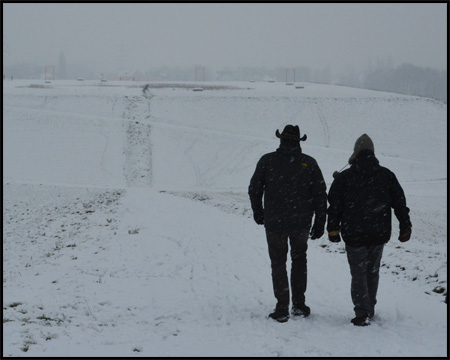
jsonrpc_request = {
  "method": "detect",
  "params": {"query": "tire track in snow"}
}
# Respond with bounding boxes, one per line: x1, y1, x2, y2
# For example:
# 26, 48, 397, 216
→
121, 96, 153, 187
315, 100, 330, 148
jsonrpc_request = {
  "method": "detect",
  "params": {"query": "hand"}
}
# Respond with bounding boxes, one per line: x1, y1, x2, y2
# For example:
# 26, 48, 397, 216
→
398, 226, 412, 242
310, 223, 324, 240
328, 231, 341, 243
253, 211, 264, 225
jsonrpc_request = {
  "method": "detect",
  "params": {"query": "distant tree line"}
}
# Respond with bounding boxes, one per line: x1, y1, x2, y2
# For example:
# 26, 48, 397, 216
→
365, 63, 446, 102
337, 62, 447, 103
3, 60, 446, 103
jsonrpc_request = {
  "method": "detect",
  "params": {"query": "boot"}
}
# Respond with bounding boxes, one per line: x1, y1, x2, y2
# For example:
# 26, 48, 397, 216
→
268, 308, 289, 323
292, 304, 311, 317
351, 315, 370, 326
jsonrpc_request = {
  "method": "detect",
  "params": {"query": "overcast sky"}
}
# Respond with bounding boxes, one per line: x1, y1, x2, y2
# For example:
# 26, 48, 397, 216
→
3, 3, 447, 74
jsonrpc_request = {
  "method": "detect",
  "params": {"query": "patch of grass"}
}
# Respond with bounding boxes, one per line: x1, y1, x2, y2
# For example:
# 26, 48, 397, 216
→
193, 194, 210, 201
21, 317, 32, 324
37, 314, 54, 321
9, 302, 23, 308
433, 286, 446, 294
37, 314, 64, 325
21, 339, 37, 353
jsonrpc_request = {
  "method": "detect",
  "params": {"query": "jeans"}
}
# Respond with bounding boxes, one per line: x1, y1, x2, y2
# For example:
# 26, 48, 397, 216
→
346, 244, 384, 317
266, 229, 309, 310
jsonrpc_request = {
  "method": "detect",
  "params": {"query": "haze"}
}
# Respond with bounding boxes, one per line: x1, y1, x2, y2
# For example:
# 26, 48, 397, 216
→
3, 3, 447, 74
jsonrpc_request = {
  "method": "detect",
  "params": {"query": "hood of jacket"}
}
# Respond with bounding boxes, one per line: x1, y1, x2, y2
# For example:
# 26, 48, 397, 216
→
351, 149, 380, 176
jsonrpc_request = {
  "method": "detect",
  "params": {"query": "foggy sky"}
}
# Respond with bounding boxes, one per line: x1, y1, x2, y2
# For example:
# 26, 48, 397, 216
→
3, 3, 447, 74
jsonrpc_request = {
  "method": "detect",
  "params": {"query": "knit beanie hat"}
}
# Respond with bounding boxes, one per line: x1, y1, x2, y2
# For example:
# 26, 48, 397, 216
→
348, 134, 374, 164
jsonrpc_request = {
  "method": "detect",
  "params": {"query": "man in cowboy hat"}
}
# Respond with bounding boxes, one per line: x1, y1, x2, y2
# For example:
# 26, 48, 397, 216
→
249, 125, 327, 322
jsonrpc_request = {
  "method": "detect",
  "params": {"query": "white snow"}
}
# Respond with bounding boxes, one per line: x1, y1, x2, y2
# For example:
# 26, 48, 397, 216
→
3, 79, 447, 357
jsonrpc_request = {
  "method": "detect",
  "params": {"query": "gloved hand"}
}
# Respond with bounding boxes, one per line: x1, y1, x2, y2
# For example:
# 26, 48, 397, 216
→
310, 222, 324, 240
328, 230, 341, 243
398, 226, 412, 242
253, 211, 264, 225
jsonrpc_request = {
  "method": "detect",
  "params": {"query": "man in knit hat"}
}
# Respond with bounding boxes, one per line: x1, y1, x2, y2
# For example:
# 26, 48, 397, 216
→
327, 133, 412, 326
249, 125, 327, 323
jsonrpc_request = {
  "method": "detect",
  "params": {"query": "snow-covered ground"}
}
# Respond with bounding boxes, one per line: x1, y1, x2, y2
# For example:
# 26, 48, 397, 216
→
3, 79, 447, 357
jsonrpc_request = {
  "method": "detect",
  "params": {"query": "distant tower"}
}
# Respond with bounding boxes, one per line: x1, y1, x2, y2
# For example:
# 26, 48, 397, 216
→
118, 41, 131, 80
119, 41, 125, 70
58, 51, 67, 79
195, 66, 205, 81
3, 34, 8, 57
44, 66, 55, 81
286, 68, 296, 84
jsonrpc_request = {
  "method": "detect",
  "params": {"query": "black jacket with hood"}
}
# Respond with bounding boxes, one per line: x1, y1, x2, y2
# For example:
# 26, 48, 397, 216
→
249, 140, 327, 232
327, 149, 411, 246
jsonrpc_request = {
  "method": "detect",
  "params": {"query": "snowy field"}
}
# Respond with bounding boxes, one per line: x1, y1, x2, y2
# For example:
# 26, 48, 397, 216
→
3, 79, 447, 357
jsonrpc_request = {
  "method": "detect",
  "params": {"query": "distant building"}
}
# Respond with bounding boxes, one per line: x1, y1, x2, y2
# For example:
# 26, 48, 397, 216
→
118, 69, 139, 81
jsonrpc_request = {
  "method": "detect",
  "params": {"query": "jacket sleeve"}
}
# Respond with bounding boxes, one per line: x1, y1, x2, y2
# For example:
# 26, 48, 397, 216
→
248, 157, 265, 216
326, 173, 345, 232
310, 161, 327, 227
389, 172, 412, 230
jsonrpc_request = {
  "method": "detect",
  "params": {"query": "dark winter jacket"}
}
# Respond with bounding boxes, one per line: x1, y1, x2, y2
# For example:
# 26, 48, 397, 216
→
249, 141, 327, 232
327, 150, 411, 246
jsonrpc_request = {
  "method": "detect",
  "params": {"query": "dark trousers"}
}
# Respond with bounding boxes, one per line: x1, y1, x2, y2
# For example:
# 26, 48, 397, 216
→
265, 229, 309, 310
345, 244, 384, 317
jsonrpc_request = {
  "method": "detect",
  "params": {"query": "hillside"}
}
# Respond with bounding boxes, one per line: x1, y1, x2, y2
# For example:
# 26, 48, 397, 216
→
3, 79, 447, 357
